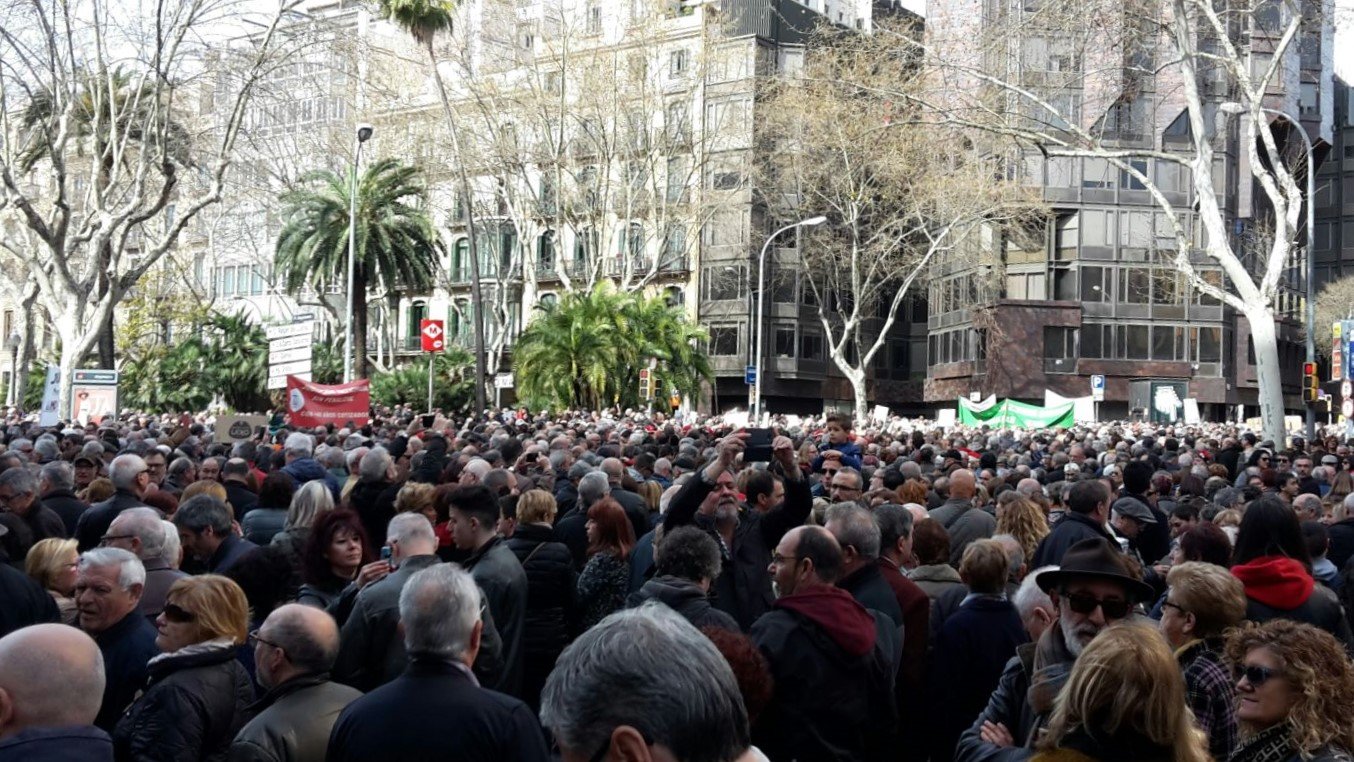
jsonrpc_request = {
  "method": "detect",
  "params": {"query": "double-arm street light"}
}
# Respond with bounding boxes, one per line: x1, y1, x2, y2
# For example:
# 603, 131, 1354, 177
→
753, 215, 827, 424
1220, 102, 1315, 442
344, 123, 375, 384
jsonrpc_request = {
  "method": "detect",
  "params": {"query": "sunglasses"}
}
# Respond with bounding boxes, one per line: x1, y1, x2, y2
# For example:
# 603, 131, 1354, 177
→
1064, 591, 1131, 620
1237, 664, 1280, 688
162, 603, 197, 623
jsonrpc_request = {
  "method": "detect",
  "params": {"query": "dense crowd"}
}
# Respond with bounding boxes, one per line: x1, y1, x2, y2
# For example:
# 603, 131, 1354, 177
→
1, 406, 1354, 762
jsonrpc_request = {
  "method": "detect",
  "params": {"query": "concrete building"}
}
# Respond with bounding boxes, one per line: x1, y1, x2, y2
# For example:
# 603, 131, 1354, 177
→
1314, 76, 1354, 289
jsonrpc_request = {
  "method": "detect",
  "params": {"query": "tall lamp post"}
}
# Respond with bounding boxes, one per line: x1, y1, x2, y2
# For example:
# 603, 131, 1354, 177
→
753, 215, 827, 424
5, 332, 19, 407
344, 122, 375, 384
1220, 102, 1315, 443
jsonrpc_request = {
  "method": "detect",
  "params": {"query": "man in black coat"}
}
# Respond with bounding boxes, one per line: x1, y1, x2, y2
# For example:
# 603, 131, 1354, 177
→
824, 503, 903, 631
600, 458, 650, 539
0, 551, 58, 636
626, 526, 739, 632
1030, 480, 1117, 569
0, 624, 113, 761
75, 455, 152, 552
0, 468, 67, 551
74, 548, 158, 731
38, 462, 88, 537
345, 448, 400, 547
663, 432, 812, 631
172, 495, 257, 575
328, 564, 550, 762
220, 458, 259, 518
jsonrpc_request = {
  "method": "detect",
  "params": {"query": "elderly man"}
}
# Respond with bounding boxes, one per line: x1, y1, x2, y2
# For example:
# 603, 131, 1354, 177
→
328, 565, 549, 761
0, 468, 67, 559
664, 433, 811, 631
74, 548, 158, 731
627, 526, 739, 631
1011, 566, 1058, 643
231, 604, 361, 762
555, 470, 609, 570
103, 507, 186, 620
347, 447, 399, 549
173, 494, 257, 575
600, 457, 649, 539
929, 469, 995, 567
825, 503, 903, 629
221, 458, 259, 518
0, 624, 111, 760
74, 454, 151, 552
1293, 492, 1323, 523
827, 466, 868, 508
38, 461, 88, 537
955, 538, 1154, 762
873, 504, 931, 760
543, 605, 756, 762
280, 433, 339, 499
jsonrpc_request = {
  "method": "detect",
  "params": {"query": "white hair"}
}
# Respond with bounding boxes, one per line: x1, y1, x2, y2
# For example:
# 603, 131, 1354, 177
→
159, 520, 182, 569
399, 563, 481, 660
1013, 565, 1057, 621
284, 432, 315, 458
78, 548, 146, 590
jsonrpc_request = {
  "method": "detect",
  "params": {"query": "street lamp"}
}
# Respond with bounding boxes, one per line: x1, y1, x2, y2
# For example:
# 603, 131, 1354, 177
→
753, 215, 827, 424
1220, 102, 1315, 442
5, 332, 19, 407
344, 122, 375, 384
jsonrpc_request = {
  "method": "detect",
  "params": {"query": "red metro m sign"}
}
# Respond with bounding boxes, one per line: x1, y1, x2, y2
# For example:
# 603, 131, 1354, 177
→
420, 319, 445, 352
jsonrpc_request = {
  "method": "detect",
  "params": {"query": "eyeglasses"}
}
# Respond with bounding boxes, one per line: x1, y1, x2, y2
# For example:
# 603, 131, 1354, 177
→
248, 629, 285, 654
1064, 591, 1131, 620
161, 603, 197, 623
1236, 664, 1280, 688
771, 553, 799, 565
99, 534, 135, 546
1161, 600, 1188, 615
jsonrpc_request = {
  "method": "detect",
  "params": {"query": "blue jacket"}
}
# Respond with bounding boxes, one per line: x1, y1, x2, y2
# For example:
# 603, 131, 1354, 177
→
811, 440, 863, 471
91, 611, 159, 731
281, 458, 341, 500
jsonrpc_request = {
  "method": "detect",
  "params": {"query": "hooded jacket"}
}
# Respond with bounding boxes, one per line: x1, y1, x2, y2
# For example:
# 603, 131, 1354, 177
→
750, 586, 897, 762
627, 575, 740, 632
1233, 556, 1353, 649
280, 458, 340, 501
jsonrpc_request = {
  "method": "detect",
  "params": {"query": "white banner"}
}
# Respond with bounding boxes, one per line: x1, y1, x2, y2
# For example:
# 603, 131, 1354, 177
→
38, 366, 62, 426
1044, 389, 1097, 423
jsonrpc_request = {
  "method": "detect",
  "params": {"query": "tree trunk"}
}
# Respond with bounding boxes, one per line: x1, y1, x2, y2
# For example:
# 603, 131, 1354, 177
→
1245, 305, 1288, 445
96, 310, 115, 369
847, 369, 868, 427
54, 311, 99, 422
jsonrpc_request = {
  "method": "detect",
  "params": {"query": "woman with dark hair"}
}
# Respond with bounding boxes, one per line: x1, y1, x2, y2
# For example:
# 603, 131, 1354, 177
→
1176, 521, 1233, 568
241, 472, 294, 545
1231, 495, 1352, 646
297, 509, 375, 612
1177, 473, 1205, 499
576, 497, 635, 631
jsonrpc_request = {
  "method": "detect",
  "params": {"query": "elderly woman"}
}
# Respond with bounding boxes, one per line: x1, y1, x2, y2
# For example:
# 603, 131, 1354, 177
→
1158, 562, 1247, 761
297, 508, 384, 617
1225, 619, 1354, 761
113, 575, 254, 760
25, 537, 79, 624
1031, 622, 1211, 762
506, 488, 576, 710
269, 480, 335, 571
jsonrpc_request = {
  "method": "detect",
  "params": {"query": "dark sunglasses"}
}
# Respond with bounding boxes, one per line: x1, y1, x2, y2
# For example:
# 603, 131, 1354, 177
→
1064, 591, 1131, 620
1237, 664, 1279, 688
162, 603, 197, 623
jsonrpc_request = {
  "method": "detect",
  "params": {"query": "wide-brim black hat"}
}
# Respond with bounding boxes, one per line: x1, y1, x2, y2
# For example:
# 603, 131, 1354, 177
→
1036, 538, 1155, 602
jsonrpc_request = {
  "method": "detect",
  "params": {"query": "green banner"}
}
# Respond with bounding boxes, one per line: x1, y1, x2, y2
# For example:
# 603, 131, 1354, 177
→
956, 396, 1075, 428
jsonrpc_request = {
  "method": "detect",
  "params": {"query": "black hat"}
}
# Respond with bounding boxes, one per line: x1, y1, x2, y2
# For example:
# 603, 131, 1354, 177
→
1035, 538, 1154, 602
72, 455, 97, 467
942, 449, 962, 462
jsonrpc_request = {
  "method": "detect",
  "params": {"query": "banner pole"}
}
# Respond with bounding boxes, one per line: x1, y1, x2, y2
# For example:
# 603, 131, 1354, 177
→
427, 353, 434, 413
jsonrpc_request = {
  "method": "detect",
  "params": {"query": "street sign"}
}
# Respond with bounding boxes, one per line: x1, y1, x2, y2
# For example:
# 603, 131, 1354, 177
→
267, 371, 311, 389
493, 373, 514, 389
267, 334, 311, 352
265, 322, 312, 340
268, 347, 311, 365
744, 365, 756, 385
1090, 374, 1106, 402
1343, 380, 1353, 399
420, 319, 445, 352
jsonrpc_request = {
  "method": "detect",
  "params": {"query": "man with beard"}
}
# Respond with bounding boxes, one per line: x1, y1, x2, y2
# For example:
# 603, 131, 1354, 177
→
954, 538, 1152, 762
663, 431, 812, 631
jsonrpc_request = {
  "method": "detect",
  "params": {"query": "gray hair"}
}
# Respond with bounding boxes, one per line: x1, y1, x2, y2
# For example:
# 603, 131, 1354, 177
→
39, 460, 75, 492
823, 502, 881, 560
874, 503, 914, 549
317, 446, 346, 470
166, 457, 194, 479
399, 563, 481, 659
110, 508, 168, 561
108, 454, 148, 491
284, 432, 315, 459
359, 447, 392, 483
653, 526, 722, 583
33, 437, 59, 461
159, 521, 182, 569
172, 494, 233, 535
345, 446, 368, 471
286, 481, 334, 530
386, 511, 436, 547
541, 604, 750, 762
991, 533, 1025, 576
78, 547, 146, 590
578, 471, 611, 507
0, 466, 37, 496
1013, 565, 1057, 621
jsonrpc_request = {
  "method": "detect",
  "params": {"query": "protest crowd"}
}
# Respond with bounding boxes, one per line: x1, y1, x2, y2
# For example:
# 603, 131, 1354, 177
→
1, 403, 1354, 762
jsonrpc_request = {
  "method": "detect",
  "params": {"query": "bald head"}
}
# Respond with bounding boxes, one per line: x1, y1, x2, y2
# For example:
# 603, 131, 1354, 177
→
1293, 493, 1322, 521
1016, 478, 1043, 498
950, 469, 976, 499
256, 604, 341, 690
601, 457, 624, 483
0, 624, 105, 736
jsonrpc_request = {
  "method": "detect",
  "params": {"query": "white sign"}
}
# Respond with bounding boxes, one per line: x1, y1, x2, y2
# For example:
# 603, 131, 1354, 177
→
1344, 399, 1354, 419
268, 347, 312, 365
38, 366, 62, 426
1342, 380, 1353, 399
265, 322, 313, 340
493, 373, 514, 389
968, 391, 981, 402
267, 371, 311, 390
935, 408, 957, 428
872, 404, 890, 422
268, 334, 311, 352
1090, 374, 1106, 402
1183, 398, 1201, 425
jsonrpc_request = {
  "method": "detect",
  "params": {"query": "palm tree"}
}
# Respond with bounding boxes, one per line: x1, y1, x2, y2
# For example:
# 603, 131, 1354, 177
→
201, 312, 269, 411
376, 0, 487, 412
622, 296, 712, 407
274, 158, 442, 379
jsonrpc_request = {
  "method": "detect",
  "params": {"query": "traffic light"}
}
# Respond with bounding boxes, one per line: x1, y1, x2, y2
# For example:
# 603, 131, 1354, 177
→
1303, 361, 1319, 403
639, 369, 652, 401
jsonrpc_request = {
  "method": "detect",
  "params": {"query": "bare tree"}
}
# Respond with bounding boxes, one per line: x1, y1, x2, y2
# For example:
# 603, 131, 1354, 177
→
0, 0, 299, 414
901, 0, 1331, 440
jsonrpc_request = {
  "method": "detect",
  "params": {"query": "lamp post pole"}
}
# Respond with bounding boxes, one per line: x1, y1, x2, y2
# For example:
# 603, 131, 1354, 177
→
753, 215, 827, 424
345, 123, 374, 384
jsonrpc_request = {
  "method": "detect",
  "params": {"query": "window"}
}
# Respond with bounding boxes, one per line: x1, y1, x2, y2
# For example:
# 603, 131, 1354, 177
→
1119, 159, 1148, 191
1043, 326, 1077, 359
1082, 158, 1113, 189
666, 101, 690, 145
1053, 267, 1077, 300
1055, 214, 1079, 257
586, 4, 602, 34
663, 225, 686, 264
1123, 324, 1149, 359
1193, 270, 1223, 306
800, 332, 824, 360
1193, 326, 1221, 362
1151, 325, 1178, 360
1120, 267, 1150, 303
664, 287, 684, 307
703, 265, 747, 301
544, 71, 562, 94
1081, 324, 1104, 358
666, 156, 688, 202
1082, 209, 1111, 247
538, 230, 556, 270
709, 326, 739, 356
1081, 265, 1106, 301
774, 327, 796, 358
669, 49, 689, 77
771, 268, 796, 303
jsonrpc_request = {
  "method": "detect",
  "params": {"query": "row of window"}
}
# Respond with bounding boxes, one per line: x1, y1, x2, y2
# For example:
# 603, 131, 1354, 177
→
212, 266, 269, 298
933, 264, 1225, 313
706, 324, 826, 362
1043, 324, 1224, 363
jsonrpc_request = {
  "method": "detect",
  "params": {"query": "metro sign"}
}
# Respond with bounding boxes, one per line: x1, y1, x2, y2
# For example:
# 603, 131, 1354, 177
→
420, 319, 445, 352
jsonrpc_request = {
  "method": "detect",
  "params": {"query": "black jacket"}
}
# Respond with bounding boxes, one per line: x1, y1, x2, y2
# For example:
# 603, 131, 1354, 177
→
41, 488, 88, 536
346, 480, 399, 547
241, 508, 286, 546
626, 575, 740, 631
928, 596, 1028, 762
663, 470, 812, 630
1030, 511, 1116, 569
0, 726, 112, 762
460, 536, 529, 697
75, 490, 149, 552
553, 506, 589, 571
113, 645, 255, 762
505, 523, 575, 706
955, 642, 1040, 762
1329, 518, 1354, 571
223, 480, 259, 518
327, 657, 550, 762
0, 562, 58, 637
838, 563, 904, 630
229, 673, 361, 762
91, 611, 159, 731
610, 487, 652, 540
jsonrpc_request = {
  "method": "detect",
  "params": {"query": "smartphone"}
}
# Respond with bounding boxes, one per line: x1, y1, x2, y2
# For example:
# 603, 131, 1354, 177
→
744, 427, 773, 462
380, 545, 392, 569
422, 414, 436, 428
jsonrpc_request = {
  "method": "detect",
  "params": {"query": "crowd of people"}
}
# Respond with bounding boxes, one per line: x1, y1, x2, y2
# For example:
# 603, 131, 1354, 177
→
1, 405, 1354, 761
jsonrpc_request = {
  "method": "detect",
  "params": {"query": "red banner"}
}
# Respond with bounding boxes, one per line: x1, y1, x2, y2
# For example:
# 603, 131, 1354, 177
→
285, 376, 370, 428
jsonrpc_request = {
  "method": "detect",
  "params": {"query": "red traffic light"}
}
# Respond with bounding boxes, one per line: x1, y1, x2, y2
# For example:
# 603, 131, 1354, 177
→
1303, 362, 1318, 376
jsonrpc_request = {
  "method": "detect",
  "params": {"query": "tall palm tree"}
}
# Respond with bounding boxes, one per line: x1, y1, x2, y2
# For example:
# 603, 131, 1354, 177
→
274, 158, 442, 378
201, 312, 270, 411
622, 296, 712, 407
376, 0, 487, 412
